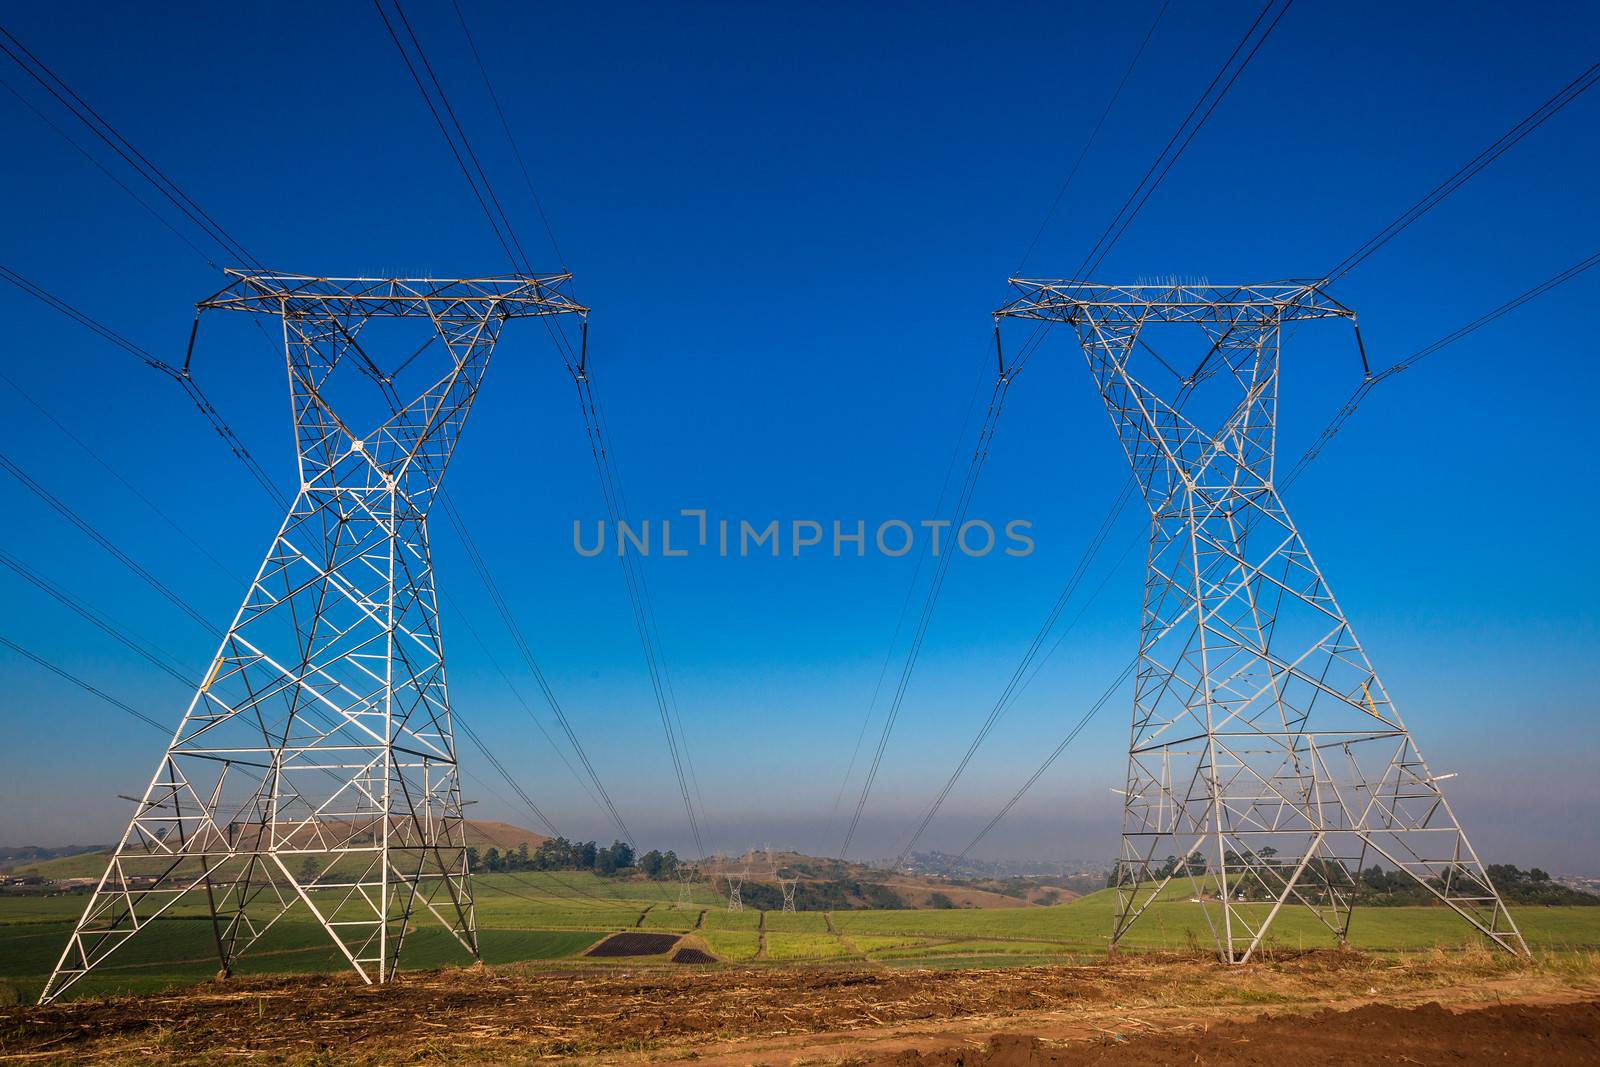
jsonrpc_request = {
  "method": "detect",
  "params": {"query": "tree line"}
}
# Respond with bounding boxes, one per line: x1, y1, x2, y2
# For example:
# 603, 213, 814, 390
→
1110, 852, 1596, 906
466, 837, 685, 879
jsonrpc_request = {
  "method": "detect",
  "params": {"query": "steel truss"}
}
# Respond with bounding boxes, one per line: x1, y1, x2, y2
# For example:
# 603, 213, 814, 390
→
42, 271, 586, 1003
996, 281, 1526, 962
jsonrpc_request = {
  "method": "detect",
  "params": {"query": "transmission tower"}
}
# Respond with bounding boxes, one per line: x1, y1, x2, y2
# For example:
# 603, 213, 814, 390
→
41, 271, 586, 1003
779, 869, 799, 914
675, 863, 699, 910
725, 868, 745, 912
995, 281, 1525, 963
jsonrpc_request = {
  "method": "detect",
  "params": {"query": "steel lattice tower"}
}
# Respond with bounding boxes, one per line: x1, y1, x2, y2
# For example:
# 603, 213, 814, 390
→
674, 863, 699, 909
995, 281, 1525, 963
42, 271, 585, 1003
779, 870, 799, 914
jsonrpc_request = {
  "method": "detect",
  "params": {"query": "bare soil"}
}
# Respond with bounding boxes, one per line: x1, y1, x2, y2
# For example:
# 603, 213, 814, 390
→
1, 950, 1595, 1064
854, 1000, 1600, 1065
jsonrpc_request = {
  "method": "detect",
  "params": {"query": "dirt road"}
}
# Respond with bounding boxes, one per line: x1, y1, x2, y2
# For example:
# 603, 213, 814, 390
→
1, 951, 1594, 1064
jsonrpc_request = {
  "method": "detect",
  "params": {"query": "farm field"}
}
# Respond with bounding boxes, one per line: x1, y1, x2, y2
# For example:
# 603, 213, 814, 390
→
4, 872, 1599, 1003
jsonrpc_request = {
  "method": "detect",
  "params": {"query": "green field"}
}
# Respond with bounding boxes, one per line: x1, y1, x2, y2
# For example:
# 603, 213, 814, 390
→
4, 873, 1597, 1002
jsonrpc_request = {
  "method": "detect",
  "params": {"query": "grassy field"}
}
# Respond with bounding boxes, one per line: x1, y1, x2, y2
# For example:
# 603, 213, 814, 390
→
4, 872, 1597, 1002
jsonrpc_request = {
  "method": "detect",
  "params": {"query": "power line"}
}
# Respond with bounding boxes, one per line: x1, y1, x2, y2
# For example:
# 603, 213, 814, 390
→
838, 371, 1014, 858
1285, 248, 1600, 490
587, 382, 716, 851
0, 633, 168, 733
1074, 0, 1294, 280
959, 661, 1135, 859
0, 369, 241, 586
370, 0, 666, 855
0, 450, 220, 636
819, 0, 1166, 856
363, 8, 636, 838
1294, 50, 1600, 479
893, 478, 1138, 864
438, 587, 613, 818
448, 0, 568, 271
0, 72, 218, 267
0, 546, 197, 687
1014, 0, 1171, 275
435, 495, 637, 847
816, 343, 994, 857
570, 363, 709, 859
371, 0, 529, 273
421, 3, 711, 852
1325, 60, 1600, 283
0, 265, 287, 508
0, 25, 261, 269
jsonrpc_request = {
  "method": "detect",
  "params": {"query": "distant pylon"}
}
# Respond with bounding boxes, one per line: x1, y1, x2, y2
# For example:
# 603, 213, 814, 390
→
41, 271, 586, 1004
996, 280, 1525, 963
779, 869, 799, 914
675, 863, 698, 909
725, 869, 745, 912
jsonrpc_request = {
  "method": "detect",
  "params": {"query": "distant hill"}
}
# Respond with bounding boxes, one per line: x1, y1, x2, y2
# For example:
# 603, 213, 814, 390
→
461, 821, 550, 852
5, 820, 550, 881
0, 845, 111, 875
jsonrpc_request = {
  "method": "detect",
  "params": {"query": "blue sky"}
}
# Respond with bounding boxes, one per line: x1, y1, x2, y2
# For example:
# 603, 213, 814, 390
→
1, 1, 1597, 871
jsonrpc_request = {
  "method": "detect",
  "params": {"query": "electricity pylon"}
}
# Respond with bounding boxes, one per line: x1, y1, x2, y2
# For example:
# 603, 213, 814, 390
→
42, 271, 585, 1003
725, 868, 745, 912
779, 869, 799, 914
995, 280, 1525, 963
675, 863, 699, 910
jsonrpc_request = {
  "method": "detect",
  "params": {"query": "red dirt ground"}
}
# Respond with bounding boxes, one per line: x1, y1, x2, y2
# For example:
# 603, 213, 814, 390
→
1, 951, 1594, 1064
854, 1000, 1600, 1065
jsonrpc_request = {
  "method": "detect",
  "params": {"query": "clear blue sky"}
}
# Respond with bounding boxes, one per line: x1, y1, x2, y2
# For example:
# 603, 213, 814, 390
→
2, 1, 1597, 871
